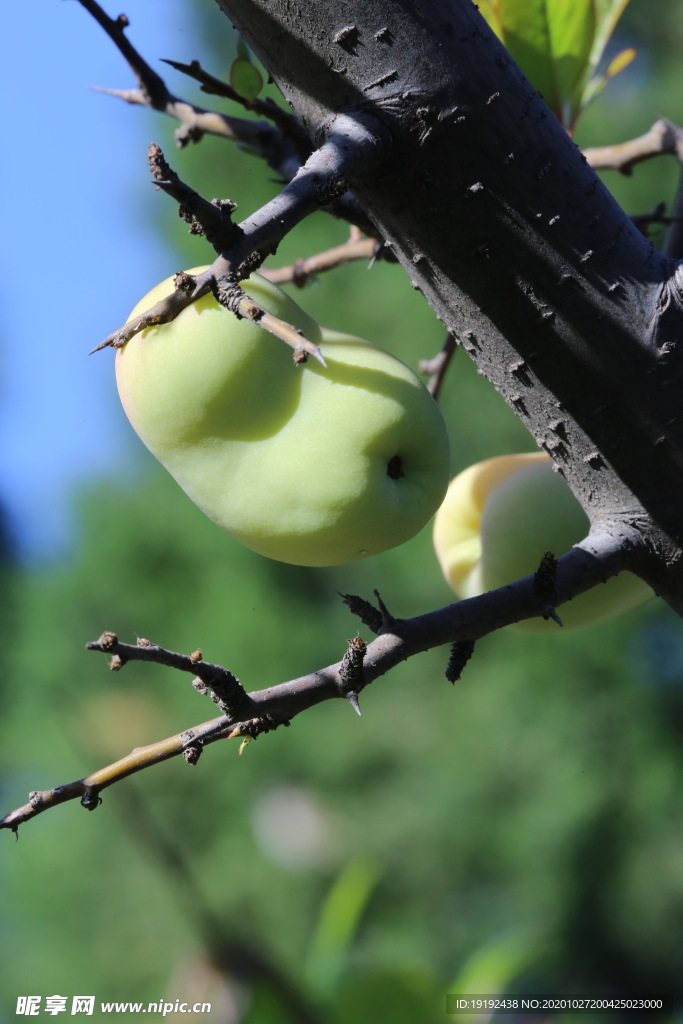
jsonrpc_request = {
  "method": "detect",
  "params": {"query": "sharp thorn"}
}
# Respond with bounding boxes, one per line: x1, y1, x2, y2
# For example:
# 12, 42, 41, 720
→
311, 346, 328, 368
346, 690, 362, 716
373, 589, 396, 629
545, 606, 564, 627
88, 339, 112, 355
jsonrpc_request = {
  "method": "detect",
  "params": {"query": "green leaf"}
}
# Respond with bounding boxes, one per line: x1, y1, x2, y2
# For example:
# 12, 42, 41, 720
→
442, 929, 544, 1023
479, 0, 634, 130
236, 36, 251, 62
494, 0, 595, 126
604, 45, 636, 79
573, 1, 635, 124
306, 857, 380, 996
578, 45, 636, 113
547, 0, 596, 117
478, 0, 505, 38
588, 0, 632, 79
496, 0, 555, 105
229, 57, 264, 102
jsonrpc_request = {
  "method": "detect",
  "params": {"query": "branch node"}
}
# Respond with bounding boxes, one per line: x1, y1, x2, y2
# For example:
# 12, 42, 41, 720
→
228, 715, 287, 743
203, 667, 248, 718
339, 592, 383, 634
534, 551, 564, 627
181, 736, 203, 765
95, 631, 118, 650
339, 634, 367, 702
212, 276, 246, 316
445, 640, 476, 683
173, 271, 197, 294
80, 789, 102, 812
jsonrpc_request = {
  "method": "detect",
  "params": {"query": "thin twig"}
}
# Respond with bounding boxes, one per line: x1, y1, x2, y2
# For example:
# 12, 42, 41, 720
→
582, 118, 683, 256
1, 531, 638, 832
92, 84, 270, 149
79, 0, 384, 237
92, 113, 383, 364
161, 57, 310, 155
86, 632, 255, 719
419, 333, 457, 401
89, 274, 211, 354
90, 264, 327, 365
148, 143, 239, 250
79, 0, 296, 157
261, 237, 387, 287
584, 118, 683, 175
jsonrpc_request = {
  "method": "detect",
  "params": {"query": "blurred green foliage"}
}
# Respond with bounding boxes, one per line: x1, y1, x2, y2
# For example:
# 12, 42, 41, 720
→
478, 0, 636, 131
3, 2, 683, 1021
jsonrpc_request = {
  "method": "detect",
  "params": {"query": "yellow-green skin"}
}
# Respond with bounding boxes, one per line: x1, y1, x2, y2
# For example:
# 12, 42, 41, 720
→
433, 452, 652, 632
116, 268, 451, 567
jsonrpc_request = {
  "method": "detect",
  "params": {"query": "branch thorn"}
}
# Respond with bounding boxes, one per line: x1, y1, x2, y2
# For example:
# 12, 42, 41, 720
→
346, 691, 362, 716
373, 589, 398, 632
339, 592, 383, 633
533, 551, 564, 627
445, 640, 476, 683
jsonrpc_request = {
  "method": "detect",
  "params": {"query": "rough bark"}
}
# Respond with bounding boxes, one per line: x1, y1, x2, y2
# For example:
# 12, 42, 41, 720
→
213, 0, 683, 612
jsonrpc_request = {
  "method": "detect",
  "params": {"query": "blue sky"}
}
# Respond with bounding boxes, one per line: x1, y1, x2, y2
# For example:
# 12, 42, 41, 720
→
1, 1, 229, 560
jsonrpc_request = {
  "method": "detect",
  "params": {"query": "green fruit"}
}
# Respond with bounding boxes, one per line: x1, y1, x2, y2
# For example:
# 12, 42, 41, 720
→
433, 452, 652, 631
116, 268, 451, 566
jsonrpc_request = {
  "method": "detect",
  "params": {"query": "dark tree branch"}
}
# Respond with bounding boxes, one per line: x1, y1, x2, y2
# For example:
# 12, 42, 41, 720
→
1, 530, 643, 831
92, 114, 383, 363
